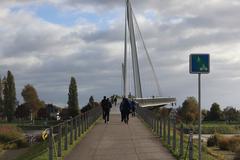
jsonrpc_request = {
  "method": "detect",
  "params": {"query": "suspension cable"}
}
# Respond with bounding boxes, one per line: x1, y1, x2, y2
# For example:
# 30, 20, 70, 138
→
131, 7, 162, 97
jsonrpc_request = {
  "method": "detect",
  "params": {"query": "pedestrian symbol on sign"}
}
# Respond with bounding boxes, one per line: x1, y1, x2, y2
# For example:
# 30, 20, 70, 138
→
190, 54, 210, 74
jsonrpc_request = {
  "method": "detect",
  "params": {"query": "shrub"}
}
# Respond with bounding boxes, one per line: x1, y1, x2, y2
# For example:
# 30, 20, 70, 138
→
218, 135, 240, 152
234, 146, 240, 160
207, 133, 221, 147
0, 125, 28, 149
228, 136, 240, 152
218, 137, 230, 150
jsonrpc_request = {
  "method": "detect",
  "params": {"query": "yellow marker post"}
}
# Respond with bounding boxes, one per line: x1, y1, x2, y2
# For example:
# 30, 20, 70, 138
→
42, 129, 48, 140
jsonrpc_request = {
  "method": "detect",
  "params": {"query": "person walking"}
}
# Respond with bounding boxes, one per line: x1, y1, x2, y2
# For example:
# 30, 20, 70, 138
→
114, 96, 117, 106
120, 97, 131, 124
101, 96, 109, 123
104, 98, 112, 123
130, 99, 136, 117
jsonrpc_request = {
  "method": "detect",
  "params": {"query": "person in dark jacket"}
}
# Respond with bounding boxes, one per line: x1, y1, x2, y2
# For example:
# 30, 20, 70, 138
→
120, 97, 131, 124
130, 100, 136, 117
101, 96, 109, 123
114, 96, 117, 106
105, 98, 112, 123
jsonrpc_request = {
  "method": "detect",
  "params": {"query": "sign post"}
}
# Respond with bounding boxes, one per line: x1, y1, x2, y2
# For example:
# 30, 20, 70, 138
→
190, 54, 210, 160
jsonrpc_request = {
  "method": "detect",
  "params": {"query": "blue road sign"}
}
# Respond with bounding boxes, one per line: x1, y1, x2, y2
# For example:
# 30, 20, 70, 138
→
190, 54, 210, 74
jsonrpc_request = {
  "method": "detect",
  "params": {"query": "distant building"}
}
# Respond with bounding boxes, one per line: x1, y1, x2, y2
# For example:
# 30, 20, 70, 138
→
46, 104, 61, 120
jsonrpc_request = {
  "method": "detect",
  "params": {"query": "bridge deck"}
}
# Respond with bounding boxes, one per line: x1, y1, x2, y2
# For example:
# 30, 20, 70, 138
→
65, 106, 175, 160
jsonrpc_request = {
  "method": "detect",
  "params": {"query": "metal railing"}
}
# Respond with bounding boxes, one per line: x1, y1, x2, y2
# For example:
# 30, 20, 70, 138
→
136, 106, 194, 160
48, 107, 102, 160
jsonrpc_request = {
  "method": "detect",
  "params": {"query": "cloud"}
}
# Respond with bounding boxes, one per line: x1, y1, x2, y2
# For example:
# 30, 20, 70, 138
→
0, 0, 240, 109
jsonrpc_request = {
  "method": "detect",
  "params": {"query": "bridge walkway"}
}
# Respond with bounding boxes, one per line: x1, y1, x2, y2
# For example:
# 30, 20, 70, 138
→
65, 104, 175, 160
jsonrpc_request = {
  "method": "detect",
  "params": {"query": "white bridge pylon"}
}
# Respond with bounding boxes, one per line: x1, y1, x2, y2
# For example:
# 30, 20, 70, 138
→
122, 0, 176, 108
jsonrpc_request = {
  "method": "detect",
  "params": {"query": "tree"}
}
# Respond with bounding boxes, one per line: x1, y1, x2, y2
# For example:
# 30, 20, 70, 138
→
21, 84, 44, 119
223, 106, 238, 124
209, 103, 221, 121
67, 77, 79, 117
179, 97, 198, 124
3, 71, 16, 122
15, 104, 31, 120
202, 109, 209, 121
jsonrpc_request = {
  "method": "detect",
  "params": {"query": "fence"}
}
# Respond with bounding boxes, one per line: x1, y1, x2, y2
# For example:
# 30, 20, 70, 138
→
48, 107, 102, 160
136, 106, 194, 160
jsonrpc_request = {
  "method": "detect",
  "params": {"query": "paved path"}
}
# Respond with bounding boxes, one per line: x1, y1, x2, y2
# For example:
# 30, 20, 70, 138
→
65, 106, 175, 160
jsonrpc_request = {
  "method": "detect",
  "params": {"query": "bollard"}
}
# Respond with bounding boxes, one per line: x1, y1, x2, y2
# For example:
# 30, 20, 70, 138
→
58, 124, 62, 157
189, 130, 193, 160
64, 121, 68, 150
70, 119, 73, 145
172, 118, 176, 151
49, 127, 53, 160
180, 123, 184, 157
168, 118, 171, 145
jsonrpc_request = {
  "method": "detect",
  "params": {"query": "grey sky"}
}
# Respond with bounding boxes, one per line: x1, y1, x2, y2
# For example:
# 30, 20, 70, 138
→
0, 0, 240, 109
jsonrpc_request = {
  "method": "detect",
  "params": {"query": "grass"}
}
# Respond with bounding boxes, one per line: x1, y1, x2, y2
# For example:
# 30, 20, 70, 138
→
13, 117, 101, 160
181, 122, 240, 134
137, 116, 222, 160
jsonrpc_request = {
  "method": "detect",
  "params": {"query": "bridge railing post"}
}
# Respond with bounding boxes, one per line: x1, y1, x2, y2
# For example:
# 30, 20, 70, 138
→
87, 112, 89, 129
152, 118, 155, 132
70, 119, 73, 145
163, 118, 166, 141
159, 118, 162, 138
81, 115, 84, 134
83, 113, 86, 132
167, 117, 171, 145
58, 124, 62, 157
78, 116, 81, 137
172, 116, 176, 151
74, 117, 77, 141
180, 123, 184, 158
64, 121, 68, 150
189, 130, 193, 160
156, 118, 159, 135
48, 127, 53, 160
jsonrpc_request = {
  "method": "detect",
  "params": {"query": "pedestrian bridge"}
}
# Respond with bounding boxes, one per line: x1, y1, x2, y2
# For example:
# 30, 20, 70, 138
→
64, 104, 175, 160
134, 97, 176, 108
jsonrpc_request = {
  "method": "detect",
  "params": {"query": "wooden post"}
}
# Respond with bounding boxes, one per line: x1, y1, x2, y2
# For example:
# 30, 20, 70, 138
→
48, 127, 53, 160
58, 124, 62, 157
64, 121, 68, 150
